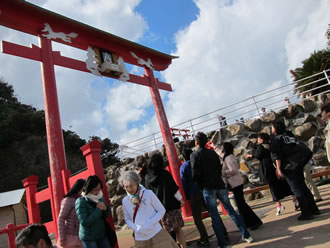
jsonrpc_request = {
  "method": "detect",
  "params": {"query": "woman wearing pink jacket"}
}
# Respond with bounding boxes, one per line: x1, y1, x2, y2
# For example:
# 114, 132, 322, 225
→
57, 179, 85, 248
221, 142, 262, 230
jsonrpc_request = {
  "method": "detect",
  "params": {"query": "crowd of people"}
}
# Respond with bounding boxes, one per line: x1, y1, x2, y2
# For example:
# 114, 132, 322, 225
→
15, 103, 329, 248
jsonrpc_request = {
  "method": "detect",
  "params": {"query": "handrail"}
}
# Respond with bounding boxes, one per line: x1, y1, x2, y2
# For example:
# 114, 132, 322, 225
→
243, 169, 330, 195
0, 223, 29, 248
119, 69, 330, 159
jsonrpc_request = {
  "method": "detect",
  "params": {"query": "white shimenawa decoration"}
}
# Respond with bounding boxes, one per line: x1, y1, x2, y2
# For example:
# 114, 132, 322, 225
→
117, 56, 130, 82
85, 46, 129, 81
130, 52, 154, 70
86, 46, 102, 76
41, 23, 78, 43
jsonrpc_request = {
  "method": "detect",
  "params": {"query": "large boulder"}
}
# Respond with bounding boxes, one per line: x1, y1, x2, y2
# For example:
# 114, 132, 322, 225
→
226, 138, 240, 148
245, 119, 262, 132
260, 112, 277, 123
135, 155, 147, 168
292, 114, 316, 127
107, 179, 118, 198
226, 123, 245, 137
312, 151, 329, 166
299, 99, 318, 113
239, 162, 250, 173
295, 122, 317, 141
281, 104, 304, 118
260, 126, 272, 135
233, 148, 244, 157
110, 194, 125, 208
308, 136, 325, 153
240, 139, 252, 149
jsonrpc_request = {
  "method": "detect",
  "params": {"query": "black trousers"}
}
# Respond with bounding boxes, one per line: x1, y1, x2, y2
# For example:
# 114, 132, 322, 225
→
285, 167, 319, 217
232, 184, 262, 228
189, 193, 209, 241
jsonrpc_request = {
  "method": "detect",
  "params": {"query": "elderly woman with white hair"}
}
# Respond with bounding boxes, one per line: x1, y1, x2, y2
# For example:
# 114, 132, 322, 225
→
121, 171, 178, 248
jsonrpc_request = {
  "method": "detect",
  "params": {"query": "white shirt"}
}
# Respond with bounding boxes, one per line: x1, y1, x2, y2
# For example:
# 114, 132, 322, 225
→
122, 185, 165, 241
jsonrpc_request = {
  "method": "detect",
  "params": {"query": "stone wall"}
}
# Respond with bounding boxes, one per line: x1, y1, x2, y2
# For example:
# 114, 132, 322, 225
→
105, 94, 330, 229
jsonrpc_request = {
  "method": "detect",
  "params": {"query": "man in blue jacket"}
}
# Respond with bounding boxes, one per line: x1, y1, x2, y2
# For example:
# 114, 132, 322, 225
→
180, 148, 209, 246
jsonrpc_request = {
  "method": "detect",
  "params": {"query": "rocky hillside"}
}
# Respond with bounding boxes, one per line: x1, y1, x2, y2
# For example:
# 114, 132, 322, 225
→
105, 93, 330, 229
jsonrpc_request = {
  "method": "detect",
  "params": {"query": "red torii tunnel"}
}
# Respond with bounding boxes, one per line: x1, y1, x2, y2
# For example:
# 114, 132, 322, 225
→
0, 0, 191, 239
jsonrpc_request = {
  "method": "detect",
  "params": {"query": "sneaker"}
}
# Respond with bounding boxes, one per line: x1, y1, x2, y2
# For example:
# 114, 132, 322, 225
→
243, 236, 254, 243
197, 240, 210, 247
294, 201, 300, 211
276, 205, 285, 216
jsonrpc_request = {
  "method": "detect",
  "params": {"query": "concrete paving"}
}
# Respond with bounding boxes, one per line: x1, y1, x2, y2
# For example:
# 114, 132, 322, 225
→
117, 184, 330, 248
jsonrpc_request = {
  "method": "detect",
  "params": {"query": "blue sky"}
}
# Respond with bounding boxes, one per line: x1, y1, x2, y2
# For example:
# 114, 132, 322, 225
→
135, 0, 199, 53
0, 0, 329, 150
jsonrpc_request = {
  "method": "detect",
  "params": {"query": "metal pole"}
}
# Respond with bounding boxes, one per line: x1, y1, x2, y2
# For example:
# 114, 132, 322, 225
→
153, 133, 158, 150
189, 120, 195, 138
252, 96, 261, 117
324, 70, 330, 85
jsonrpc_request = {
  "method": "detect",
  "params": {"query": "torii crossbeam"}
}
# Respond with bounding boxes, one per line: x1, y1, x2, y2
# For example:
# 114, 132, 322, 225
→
0, 0, 190, 236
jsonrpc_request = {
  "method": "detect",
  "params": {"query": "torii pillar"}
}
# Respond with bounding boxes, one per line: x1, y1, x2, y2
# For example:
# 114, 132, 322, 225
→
0, 0, 191, 221
40, 37, 67, 218
145, 68, 190, 217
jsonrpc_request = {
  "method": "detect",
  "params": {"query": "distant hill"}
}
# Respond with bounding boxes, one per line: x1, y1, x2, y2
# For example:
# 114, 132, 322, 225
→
0, 79, 120, 193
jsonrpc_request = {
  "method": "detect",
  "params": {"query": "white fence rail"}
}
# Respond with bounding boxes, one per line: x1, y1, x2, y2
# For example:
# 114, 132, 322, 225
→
118, 69, 330, 159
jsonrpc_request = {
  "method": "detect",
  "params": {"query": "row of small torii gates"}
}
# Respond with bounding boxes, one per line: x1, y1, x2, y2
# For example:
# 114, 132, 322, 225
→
0, 1, 193, 247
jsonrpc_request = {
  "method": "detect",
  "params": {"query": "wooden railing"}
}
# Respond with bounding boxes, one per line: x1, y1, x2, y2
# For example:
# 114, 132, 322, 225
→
243, 169, 330, 195
0, 223, 29, 248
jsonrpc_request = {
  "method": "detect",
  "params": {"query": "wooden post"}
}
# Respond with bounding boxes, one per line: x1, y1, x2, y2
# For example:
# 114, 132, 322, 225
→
22, 176, 41, 223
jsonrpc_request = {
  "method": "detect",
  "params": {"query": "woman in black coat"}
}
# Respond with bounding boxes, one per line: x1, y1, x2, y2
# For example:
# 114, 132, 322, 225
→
246, 133, 294, 216
144, 153, 186, 248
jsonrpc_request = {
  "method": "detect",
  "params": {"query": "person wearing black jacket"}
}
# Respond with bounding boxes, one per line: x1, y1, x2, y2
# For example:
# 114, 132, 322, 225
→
144, 153, 186, 248
191, 132, 253, 248
246, 133, 295, 216
270, 121, 320, 221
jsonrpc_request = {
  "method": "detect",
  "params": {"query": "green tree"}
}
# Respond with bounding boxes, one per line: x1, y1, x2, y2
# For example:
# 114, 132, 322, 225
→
89, 136, 120, 167
326, 24, 330, 48
292, 49, 330, 97
0, 79, 18, 104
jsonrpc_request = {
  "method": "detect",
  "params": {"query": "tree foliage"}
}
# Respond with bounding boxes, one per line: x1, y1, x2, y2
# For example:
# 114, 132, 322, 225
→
292, 49, 330, 97
0, 79, 120, 192
89, 136, 120, 167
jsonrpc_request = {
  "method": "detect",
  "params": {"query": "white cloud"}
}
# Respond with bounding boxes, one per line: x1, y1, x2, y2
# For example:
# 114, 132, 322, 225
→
0, 0, 329, 152
104, 83, 152, 132
28, 0, 147, 41
163, 0, 329, 131
285, 0, 330, 71
0, 0, 148, 142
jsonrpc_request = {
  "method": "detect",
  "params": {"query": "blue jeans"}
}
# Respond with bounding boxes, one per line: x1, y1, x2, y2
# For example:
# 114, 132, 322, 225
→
82, 238, 111, 248
203, 188, 250, 248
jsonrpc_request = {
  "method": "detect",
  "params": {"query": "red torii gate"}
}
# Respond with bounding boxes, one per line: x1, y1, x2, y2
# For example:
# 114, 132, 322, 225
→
0, 0, 191, 236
